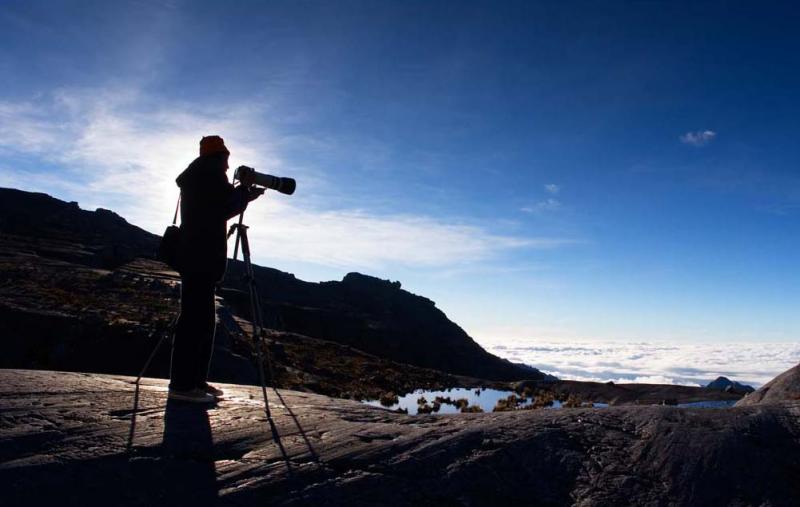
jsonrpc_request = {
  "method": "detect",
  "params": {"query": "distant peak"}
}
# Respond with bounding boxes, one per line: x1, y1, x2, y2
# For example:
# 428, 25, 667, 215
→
706, 376, 754, 394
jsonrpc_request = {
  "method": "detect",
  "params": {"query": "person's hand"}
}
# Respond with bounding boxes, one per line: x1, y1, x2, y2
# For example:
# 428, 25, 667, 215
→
247, 186, 265, 202
237, 166, 257, 187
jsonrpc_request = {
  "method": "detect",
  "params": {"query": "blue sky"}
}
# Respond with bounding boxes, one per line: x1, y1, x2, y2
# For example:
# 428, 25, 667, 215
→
2, 1, 799, 345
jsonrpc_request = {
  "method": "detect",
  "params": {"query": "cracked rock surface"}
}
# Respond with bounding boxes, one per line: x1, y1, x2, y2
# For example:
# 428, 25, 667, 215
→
3, 369, 800, 506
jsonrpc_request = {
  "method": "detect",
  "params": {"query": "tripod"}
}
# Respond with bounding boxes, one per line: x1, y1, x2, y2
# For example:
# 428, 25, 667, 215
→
132, 202, 305, 466
228, 212, 275, 419
134, 212, 276, 421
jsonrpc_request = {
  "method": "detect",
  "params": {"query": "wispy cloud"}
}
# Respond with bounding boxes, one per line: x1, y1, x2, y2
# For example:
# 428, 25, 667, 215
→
249, 204, 574, 270
520, 183, 564, 214
521, 198, 561, 214
0, 87, 283, 229
680, 130, 716, 147
0, 87, 578, 272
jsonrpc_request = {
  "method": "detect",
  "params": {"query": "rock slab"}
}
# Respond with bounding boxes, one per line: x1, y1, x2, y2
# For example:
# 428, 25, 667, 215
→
737, 363, 800, 407
3, 369, 800, 506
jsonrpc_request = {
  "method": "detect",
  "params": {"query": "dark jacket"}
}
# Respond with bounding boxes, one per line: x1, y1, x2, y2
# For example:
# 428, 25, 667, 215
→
176, 154, 249, 281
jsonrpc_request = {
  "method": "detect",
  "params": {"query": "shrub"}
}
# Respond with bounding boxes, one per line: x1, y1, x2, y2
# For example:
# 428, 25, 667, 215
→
532, 391, 555, 409
379, 391, 399, 406
563, 394, 582, 408
493, 399, 513, 412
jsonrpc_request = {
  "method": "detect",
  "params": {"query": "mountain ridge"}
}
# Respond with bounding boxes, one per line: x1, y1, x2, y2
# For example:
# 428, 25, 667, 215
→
0, 186, 547, 388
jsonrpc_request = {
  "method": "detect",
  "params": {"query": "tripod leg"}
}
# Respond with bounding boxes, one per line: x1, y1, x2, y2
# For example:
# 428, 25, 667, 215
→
239, 227, 272, 420
129, 317, 176, 452
136, 316, 177, 385
248, 271, 276, 385
250, 282, 272, 420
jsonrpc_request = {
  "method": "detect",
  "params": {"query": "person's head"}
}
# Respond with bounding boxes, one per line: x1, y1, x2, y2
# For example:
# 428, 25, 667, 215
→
199, 135, 230, 170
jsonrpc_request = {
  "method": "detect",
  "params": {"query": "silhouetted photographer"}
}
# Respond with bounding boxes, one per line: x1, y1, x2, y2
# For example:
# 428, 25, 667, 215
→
168, 135, 263, 403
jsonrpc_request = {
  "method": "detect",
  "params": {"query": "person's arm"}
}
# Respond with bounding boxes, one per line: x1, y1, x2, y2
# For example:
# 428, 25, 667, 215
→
223, 181, 250, 220
186, 164, 264, 221
217, 172, 265, 220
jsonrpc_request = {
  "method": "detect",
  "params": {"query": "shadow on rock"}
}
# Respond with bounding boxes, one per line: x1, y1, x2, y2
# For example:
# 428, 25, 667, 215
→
3, 401, 219, 507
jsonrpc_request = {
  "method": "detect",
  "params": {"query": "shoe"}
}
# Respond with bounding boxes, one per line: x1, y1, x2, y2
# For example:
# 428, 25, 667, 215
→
202, 383, 224, 397
168, 387, 217, 404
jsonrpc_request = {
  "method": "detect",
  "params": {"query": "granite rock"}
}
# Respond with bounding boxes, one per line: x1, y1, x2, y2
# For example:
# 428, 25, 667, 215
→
737, 363, 800, 407
2, 369, 800, 506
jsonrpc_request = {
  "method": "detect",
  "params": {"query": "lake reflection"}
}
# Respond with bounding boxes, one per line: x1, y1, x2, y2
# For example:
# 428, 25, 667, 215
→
362, 387, 583, 414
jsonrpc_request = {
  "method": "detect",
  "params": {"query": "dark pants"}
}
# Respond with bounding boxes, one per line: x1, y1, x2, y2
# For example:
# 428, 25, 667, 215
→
169, 276, 217, 391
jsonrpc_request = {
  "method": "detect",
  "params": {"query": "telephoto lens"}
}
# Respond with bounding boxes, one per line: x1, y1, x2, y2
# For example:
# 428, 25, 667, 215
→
235, 166, 296, 195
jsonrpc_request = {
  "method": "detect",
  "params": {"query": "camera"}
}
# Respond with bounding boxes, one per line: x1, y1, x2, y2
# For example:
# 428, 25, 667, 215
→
234, 166, 296, 195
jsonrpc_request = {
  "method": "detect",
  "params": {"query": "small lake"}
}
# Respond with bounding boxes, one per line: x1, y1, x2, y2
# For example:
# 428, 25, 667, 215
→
363, 387, 608, 415
676, 400, 738, 408
363, 387, 737, 414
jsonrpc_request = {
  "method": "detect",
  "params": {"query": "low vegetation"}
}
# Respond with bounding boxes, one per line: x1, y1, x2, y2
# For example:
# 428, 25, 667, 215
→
379, 391, 399, 406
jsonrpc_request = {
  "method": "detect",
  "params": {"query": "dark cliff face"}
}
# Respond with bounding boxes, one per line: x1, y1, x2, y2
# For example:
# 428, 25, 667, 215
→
0, 187, 545, 384
222, 264, 544, 381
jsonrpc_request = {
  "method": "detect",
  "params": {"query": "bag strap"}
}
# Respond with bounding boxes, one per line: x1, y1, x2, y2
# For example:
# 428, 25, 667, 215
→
172, 193, 181, 225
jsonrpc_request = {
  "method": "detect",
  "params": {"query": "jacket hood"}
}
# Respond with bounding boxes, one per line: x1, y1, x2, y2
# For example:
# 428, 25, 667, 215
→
176, 155, 225, 188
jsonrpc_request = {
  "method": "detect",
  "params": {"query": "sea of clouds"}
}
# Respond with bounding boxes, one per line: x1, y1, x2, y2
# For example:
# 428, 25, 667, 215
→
480, 338, 800, 388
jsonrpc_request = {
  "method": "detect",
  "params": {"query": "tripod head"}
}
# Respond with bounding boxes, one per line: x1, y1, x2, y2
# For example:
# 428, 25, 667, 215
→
227, 221, 247, 240
229, 215, 251, 263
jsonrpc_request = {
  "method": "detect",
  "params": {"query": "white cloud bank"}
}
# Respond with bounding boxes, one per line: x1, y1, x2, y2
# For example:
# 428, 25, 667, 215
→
481, 337, 800, 387
0, 87, 575, 272
680, 130, 716, 147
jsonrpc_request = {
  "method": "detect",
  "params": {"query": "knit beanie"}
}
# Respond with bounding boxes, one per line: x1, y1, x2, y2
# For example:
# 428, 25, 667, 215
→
199, 135, 230, 156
